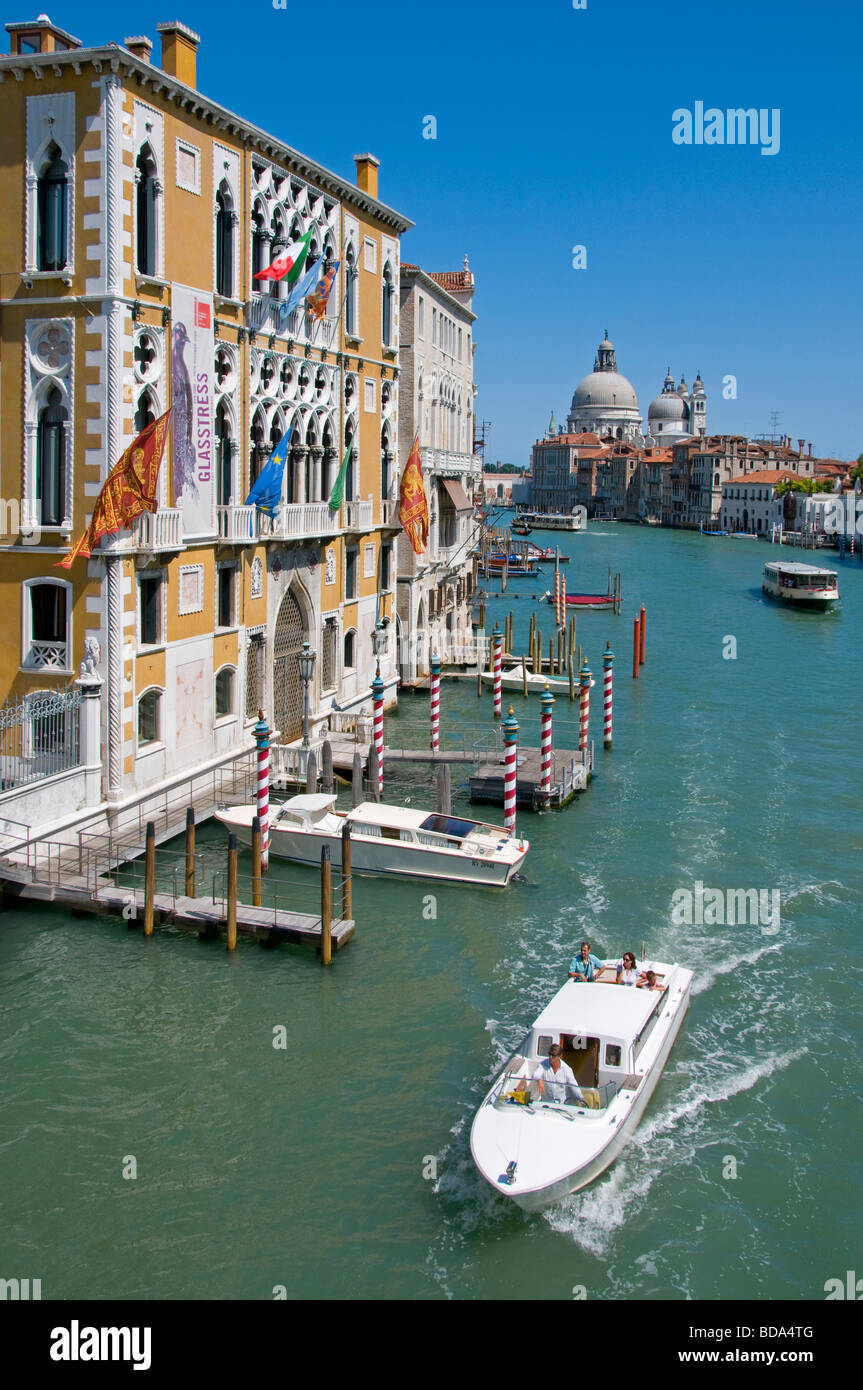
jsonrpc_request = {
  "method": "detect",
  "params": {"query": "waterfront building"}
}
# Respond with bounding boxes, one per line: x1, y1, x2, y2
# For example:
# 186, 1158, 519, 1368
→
663, 436, 818, 528
529, 433, 606, 514
720, 471, 797, 534
0, 15, 411, 821
397, 260, 478, 681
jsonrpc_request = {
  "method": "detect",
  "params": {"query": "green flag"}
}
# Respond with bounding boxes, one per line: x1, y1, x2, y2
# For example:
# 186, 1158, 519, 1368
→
327, 441, 353, 512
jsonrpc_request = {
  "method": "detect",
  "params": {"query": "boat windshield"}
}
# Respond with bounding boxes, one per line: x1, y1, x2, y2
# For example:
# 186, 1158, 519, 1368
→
419, 814, 476, 840
489, 1070, 619, 1113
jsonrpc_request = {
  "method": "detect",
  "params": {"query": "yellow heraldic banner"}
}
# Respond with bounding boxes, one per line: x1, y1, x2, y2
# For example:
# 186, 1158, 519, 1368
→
398, 436, 429, 555
58, 409, 172, 567
170, 284, 216, 538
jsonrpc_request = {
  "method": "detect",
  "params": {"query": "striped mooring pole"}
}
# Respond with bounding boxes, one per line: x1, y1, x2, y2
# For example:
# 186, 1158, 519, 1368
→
579, 661, 591, 755
560, 572, 566, 623
603, 642, 614, 749
253, 710, 271, 872
372, 668, 384, 795
539, 683, 554, 802
429, 651, 441, 753
503, 705, 519, 834
554, 566, 561, 627
492, 623, 503, 720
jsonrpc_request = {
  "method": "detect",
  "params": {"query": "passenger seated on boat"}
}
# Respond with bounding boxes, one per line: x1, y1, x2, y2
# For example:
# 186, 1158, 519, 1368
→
616, 953, 639, 986
569, 940, 603, 983
532, 1045, 583, 1104
637, 969, 663, 991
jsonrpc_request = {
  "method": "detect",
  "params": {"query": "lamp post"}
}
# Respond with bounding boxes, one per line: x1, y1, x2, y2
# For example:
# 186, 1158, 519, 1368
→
298, 640, 316, 748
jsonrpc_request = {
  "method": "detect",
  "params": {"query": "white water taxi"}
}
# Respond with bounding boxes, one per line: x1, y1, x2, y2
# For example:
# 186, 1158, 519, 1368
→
481, 666, 571, 693
762, 561, 839, 610
471, 957, 693, 1209
216, 794, 529, 887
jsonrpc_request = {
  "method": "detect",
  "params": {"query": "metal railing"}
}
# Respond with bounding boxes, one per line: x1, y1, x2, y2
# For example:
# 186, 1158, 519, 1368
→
0, 685, 82, 792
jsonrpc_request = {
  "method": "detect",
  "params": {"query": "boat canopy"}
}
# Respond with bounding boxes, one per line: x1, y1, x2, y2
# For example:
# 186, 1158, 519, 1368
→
763, 562, 837, 579
531, 973, 675, 1042
276, 794, 338, 826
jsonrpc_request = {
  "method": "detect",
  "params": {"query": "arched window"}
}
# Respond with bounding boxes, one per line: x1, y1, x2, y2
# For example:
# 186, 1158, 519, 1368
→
252, 203, 269, 284
24, 578, 70, 669
37, 144, 67, 271
345, 242, 358, 336
136, 144, 158, 276
133, 387, 157, 437
215, 667, 235, 718
137, 688, 162, 747
36, 386, 66, 526
381, 426, 391, 501
343, 628, 356, 671
215, 183, 233, 297
249, 410, 267, 490
216, 402, 232, 505
344, 417, 355, 503
382, 262, 394, 347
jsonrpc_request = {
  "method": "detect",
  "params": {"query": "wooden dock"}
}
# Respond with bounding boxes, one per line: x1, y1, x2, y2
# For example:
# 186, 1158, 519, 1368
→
469, 746, 590, 809
0, 873, 354, 952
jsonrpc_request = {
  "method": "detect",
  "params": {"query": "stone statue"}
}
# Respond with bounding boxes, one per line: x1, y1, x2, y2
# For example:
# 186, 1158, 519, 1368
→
79, 636, 101, 677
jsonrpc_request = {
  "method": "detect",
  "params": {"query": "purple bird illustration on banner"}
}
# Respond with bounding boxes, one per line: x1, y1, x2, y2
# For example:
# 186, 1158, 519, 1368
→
172, 321, 198, 504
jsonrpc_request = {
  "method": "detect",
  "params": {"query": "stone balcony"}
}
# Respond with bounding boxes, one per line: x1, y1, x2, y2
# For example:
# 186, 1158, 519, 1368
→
343, 498, 374, 532
131, 508, 183, 552
217, 505, 257, 543
421, 447, 481, 480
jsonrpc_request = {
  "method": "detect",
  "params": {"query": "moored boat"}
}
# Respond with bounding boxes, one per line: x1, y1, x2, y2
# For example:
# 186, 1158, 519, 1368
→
543, 588, 615, 610
471, 957, 693, 1209
762, 561, 839, 610
216, 794, 529, 887
481, 666, 571, 692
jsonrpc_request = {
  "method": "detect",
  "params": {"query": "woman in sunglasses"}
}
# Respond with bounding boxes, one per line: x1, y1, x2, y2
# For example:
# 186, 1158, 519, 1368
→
616, 952, 639, 986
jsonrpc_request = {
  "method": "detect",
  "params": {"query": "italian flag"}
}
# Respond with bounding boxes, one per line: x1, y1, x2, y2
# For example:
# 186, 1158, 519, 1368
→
254, 229, 313, 284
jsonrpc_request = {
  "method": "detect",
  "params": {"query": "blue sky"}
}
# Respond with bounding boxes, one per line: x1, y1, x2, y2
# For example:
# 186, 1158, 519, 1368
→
49, 1, 863, 461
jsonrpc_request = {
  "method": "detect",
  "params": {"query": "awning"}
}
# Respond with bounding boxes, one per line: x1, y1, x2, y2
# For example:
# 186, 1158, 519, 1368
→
441, 478, 472, 512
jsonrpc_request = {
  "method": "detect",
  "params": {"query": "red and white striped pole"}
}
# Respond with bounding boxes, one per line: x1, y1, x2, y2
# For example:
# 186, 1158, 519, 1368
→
429, 651, 441, 753
602, 642, 614, 750
539, 684, 554, 801
502, 706, 519, 833
253, 710, 271, 872
560, 572, 566, 623
492, 623, 503, 720
372, 668, 384, 795
579, 661, 591, 755
554, 566, 561, 627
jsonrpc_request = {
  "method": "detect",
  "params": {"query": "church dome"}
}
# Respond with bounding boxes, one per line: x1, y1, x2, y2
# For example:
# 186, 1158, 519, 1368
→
571, 371, 638, 411
648, 390, 686, 422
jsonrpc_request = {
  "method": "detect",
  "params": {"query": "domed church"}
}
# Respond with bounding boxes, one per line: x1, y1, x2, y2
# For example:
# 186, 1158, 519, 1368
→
561, 334, 707, 445
646, 368, 707, 443
566, 334, 643, 442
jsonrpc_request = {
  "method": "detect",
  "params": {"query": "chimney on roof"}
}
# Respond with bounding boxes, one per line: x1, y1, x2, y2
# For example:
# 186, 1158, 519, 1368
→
156, 20, 199, 87
797, 438, 805, 456
354, 153, 380, 200
808, 442, 813, 456
125, 34, 153, 61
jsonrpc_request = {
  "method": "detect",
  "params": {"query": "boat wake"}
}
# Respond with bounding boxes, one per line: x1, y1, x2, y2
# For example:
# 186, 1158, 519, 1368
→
691, 941, 782, 996
543, 1046, 807, 1256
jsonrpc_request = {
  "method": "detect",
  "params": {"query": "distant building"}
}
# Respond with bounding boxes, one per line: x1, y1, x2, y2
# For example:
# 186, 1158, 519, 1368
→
397, 258, 478, 681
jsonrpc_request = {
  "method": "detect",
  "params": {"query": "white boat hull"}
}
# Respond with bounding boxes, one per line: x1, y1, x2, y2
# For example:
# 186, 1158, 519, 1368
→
216, 808, 528, 888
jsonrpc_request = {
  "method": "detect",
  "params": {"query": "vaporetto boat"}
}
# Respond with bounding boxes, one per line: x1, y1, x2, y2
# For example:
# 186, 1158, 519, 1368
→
470, 957, 693, 1208
762, 561, 839, 610
216, 794, 529, 887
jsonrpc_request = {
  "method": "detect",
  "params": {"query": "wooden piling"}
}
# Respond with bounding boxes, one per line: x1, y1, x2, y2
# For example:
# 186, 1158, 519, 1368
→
226, 833, 238, 951
640, 604, 646, 665
341, 820, 352, 923
184, 807, 195, 898
569, 654, 575, 701
320, 844, 332, 967
436, 761, 452, 815
352, 750, 363, 807
369, 742, 381, 802
143, 821, 155, 937
633, 616, 640, 678
479, 600, 486, 630
569, 616, 575, 665
549, 636, 555, 677
251, 815, 262, 908
522, 654, 528, 697
306, 748, 318, 794
477, 668, 482, 697
321, 739, 334, 793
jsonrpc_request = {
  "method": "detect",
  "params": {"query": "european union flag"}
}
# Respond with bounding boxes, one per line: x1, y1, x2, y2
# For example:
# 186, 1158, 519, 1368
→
279, 258, 322, 321
245, 425, 292, 517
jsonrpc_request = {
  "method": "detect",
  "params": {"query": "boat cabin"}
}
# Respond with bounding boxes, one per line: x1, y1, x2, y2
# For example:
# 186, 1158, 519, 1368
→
763, 561, 837, 591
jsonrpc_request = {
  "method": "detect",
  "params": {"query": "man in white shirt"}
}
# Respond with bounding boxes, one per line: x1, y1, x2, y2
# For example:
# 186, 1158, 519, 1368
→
533, 1044, 583, 1104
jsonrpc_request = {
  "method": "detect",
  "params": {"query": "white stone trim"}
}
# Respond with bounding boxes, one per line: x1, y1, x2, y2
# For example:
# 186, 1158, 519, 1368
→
23, 316, 74, 535
133, 98, 165, 280
175, 136, 201, 195
25, 91, 75, 277
177, 563, 204, 615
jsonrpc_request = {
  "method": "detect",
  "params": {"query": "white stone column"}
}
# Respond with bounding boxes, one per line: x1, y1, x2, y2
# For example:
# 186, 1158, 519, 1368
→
76, 672, 104, 806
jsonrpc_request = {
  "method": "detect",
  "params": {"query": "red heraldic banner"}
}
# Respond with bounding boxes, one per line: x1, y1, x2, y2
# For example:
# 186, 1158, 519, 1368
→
170, 284, 215, 538
398, 436, 429, 555
58, 410, 172, 567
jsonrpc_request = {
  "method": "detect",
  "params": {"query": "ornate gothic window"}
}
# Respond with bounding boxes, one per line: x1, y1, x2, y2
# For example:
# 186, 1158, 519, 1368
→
215, 182, 234, 297
382, 262, 394, 347
136, 144, 158, 276
345, 242, 358, 336
216, 401, 233, 505
37, 144, 68, 272
36, 386, 66, 526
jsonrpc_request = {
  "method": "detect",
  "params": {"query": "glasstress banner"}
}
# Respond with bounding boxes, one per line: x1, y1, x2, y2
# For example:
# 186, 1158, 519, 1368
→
170, 284, 215, 539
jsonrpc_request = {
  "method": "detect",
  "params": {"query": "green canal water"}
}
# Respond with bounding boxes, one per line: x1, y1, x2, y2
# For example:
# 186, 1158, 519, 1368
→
1, 525, 860, 1301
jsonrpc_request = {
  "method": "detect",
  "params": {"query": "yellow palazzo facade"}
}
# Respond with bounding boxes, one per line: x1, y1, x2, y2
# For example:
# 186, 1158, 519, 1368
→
0, 15, 410, 808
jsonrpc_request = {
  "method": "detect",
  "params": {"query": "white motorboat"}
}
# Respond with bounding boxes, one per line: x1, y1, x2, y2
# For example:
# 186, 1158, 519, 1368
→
481, 666, 571, 692
762, 561, 839, 610
215, 794, 529, 887
471, 957, 693, 1209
